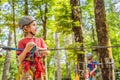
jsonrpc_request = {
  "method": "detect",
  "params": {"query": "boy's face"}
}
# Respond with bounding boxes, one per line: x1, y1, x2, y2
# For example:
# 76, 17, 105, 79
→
88, 58, 93, 62
29, 21, 37, 35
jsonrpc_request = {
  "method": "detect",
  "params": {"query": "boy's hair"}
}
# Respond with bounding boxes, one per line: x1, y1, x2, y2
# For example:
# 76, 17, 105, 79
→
18, 16, 35, 29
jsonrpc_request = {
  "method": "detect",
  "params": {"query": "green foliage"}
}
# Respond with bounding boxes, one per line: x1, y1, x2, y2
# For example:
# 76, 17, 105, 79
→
0, 54, 5, 80
0, 0, 120, 79
8, 51, 18, 80
106, 1, 120, 77
67, 42, 85, 54
54, 0, 72, 34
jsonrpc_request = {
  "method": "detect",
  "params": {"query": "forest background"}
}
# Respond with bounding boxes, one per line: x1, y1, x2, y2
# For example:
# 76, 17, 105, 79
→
0, 0, 120, 80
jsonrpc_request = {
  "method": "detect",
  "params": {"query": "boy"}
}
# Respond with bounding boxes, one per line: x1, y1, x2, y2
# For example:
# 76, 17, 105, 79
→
16, 16, 49, 80
86, 53, 98, 80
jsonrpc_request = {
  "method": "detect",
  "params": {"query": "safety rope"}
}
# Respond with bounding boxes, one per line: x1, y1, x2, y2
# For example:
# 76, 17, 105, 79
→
1, 45, 120, 51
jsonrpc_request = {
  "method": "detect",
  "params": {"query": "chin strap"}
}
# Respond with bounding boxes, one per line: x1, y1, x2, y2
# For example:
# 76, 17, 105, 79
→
30, 32, 35, 36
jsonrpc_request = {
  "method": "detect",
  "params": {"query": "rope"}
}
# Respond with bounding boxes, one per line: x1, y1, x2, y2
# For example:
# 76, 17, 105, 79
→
1, 45, 120, 51
45, 45, 120, 51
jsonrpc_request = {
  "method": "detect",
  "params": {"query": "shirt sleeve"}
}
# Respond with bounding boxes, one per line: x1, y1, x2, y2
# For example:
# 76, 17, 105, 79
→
40, 38, 47, 48
16, 40, 24, 55
95, 61, 98, 65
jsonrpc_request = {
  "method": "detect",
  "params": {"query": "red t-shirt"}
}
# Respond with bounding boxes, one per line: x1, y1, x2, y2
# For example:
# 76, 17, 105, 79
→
16, 38, 47, 78
17, 38, 47, 56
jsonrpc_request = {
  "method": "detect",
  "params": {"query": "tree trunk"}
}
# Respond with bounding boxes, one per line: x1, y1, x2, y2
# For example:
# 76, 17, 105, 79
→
2, 30, 12, 80
42, 3, 48, 80
42, 3, 47, 40
91, 25, 96, 43
94, 0, 115, 80
55, 32, 61, 80
0, 28, 2, 58
70, 0, 85, 79
12, 0, 17, 48
25, 0, 28, 15
65, 38, 71, 80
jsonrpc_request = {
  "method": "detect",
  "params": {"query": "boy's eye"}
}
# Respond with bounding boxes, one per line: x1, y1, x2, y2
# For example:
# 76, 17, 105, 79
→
33, 23, 36, 26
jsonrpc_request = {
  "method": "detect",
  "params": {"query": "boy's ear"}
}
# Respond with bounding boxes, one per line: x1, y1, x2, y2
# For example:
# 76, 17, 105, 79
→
23, 26, 30, 32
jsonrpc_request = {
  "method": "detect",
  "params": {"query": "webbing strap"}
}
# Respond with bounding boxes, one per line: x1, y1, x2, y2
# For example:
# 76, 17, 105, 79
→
91, 62, 96, 76
16, 63, 34, 80
16, 64, 22, 80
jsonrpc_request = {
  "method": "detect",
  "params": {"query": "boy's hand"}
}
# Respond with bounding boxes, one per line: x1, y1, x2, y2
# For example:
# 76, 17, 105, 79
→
41, 51, 48, 56
90, 71, 93, 75
37, 47, 49, 56
25, 42, 36, 52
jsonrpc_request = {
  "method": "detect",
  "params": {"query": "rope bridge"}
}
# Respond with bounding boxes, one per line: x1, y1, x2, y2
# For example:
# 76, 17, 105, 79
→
1, 45, 120, 51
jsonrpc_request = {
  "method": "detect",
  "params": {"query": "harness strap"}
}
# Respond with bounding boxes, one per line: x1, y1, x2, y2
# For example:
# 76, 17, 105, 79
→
16, 58, 34, 80
91, 62, 96, 76
16, 64, 22, 80
28, 68, 34, 78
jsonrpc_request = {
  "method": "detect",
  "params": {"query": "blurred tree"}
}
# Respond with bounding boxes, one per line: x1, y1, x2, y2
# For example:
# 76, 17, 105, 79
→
55, 32, 61, 80
2, 30, 13, 80
94, 0, 115, 80
70, 0, 85, 79
24, 0, 28, 15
